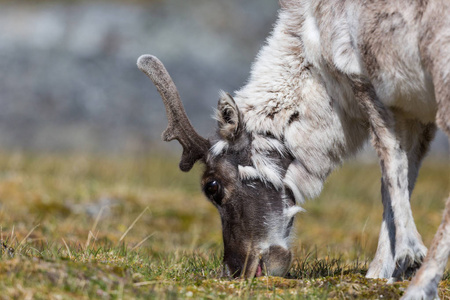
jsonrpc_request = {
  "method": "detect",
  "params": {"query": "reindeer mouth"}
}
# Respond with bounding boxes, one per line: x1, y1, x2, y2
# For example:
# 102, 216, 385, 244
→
255, 260, 264, 277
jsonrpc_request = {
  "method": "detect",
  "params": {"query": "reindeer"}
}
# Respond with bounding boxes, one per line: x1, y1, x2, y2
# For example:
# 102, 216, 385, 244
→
138, 0, 449, 298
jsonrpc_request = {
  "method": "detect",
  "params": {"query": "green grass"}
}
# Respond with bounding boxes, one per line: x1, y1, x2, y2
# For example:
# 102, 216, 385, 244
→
0, 152, 448, 299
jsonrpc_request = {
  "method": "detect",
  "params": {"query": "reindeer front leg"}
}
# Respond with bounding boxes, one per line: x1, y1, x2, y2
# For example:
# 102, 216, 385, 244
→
352, 79, 427, 281
366, 179, 397, 278
368, 120, 436, 279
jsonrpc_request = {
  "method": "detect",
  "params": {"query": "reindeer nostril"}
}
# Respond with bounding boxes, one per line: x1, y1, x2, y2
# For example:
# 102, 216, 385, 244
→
223, 257, 242, 278
260, 245, 293, 277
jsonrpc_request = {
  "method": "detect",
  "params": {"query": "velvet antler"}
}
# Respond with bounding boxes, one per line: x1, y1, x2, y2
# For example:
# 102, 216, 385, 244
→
137, 55, 210, 171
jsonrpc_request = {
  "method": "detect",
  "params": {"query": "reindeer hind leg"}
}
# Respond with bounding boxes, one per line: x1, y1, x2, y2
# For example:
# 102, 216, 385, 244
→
402, 196, 450, 300
402, 32, 450, 299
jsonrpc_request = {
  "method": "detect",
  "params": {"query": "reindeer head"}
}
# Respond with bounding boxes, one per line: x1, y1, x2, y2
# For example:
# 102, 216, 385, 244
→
138, 55, 303, 278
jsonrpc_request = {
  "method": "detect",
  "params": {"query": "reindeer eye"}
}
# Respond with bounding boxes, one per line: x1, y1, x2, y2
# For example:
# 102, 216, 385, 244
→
204, 180, 222, 205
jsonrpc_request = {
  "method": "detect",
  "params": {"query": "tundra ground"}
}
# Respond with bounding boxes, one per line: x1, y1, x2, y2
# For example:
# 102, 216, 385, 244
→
0, 152, 448, 299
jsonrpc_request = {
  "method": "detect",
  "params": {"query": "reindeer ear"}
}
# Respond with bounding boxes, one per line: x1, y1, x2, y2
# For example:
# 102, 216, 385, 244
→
217, 91, 242, 141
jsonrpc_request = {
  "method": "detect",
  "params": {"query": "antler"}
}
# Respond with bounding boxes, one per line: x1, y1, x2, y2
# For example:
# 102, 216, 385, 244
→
137, 55, 210, 172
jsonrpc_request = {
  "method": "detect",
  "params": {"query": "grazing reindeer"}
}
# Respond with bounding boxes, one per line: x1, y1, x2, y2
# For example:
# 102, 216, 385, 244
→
138, 0, 449, 298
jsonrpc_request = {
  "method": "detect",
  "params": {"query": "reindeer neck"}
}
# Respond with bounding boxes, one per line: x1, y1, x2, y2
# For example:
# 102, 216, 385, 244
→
233, 8, 368, 203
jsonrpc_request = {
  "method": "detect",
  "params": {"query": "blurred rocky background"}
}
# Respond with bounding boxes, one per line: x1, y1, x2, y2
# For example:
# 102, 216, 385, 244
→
0, 0, 448, 158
